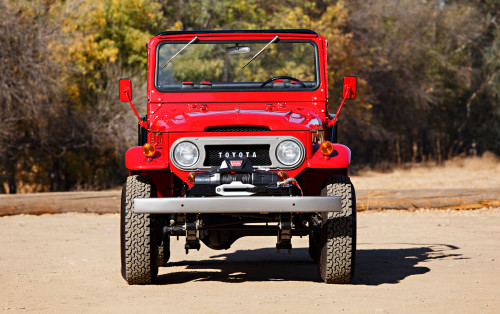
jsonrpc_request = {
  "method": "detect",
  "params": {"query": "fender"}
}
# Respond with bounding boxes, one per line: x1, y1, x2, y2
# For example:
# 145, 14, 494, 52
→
307, 143, 351, 169
125, 146, 168, 170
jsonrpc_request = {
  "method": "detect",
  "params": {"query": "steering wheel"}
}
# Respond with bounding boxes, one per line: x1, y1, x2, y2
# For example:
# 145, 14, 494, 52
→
260, 76, 306, 88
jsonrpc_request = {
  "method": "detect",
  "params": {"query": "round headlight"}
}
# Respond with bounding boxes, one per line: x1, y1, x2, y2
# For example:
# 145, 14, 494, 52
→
173, 142, 199, 167
276, 140, 302, 166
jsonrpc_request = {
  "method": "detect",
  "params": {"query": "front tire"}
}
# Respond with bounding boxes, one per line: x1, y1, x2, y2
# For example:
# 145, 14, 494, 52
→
120, 175, 159, 284
319, 175, 356, 283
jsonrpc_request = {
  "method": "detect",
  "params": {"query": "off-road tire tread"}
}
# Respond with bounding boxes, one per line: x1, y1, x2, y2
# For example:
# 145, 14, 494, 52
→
319, 175, 356, 283
120, 175, 158, 284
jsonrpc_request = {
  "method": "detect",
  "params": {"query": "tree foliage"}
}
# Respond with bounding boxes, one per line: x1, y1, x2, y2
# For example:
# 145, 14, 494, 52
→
0, 0, 499, 193
344, 0, 494, 165
0, 0, 162, 192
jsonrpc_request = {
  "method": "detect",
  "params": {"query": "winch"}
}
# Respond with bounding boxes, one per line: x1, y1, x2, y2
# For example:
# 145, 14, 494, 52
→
187, 158, 289, 196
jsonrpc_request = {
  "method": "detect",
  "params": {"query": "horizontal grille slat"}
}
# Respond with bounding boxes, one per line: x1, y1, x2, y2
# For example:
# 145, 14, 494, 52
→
204, 145, 271, 166
205, 126, 270, 132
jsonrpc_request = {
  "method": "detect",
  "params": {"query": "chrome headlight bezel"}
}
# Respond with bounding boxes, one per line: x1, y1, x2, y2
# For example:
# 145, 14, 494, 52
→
172, 141, 199, 168
276, 140, 304, 167
169, 136, 305, 171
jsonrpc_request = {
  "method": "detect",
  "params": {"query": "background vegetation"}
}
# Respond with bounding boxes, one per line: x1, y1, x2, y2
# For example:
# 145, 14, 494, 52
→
1, 0, 498, 193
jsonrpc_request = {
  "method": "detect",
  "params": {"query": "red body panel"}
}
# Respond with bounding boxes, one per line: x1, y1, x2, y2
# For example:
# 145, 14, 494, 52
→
149, 106, 324, 133
307, 144, 351, 169
124, 30, 352, 194
125, 146, 168, 170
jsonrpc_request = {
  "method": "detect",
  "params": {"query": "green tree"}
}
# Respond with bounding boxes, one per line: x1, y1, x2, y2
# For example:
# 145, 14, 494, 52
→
459, 0, 500, 156
0, 0, 164, 192
345, 0, 483, 165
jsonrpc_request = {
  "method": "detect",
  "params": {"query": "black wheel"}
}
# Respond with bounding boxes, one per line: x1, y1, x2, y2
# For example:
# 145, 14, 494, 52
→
157, 234, 170, 267
120, 175, 159, 284
319, 175, 356, 283
260, 75, 306, 88
308, 231, 320, 263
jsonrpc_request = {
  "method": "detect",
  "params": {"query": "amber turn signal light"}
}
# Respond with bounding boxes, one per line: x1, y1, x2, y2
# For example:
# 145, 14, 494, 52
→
142, 143, 156, 158
187, 172, 196, 185
319, 141, 334, 156
278, 171, 289, 182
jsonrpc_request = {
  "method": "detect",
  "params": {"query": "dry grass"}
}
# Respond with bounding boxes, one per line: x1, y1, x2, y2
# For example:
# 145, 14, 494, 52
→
351, 152, 500, 190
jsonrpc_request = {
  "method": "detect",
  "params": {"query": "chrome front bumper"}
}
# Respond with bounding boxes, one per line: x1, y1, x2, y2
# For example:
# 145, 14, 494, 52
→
134, 196, 341, 214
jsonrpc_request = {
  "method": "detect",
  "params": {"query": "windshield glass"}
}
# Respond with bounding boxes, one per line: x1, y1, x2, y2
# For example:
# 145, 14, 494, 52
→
156, 40, 318, 91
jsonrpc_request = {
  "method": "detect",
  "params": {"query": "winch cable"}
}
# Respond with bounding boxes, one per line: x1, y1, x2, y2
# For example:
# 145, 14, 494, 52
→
277, 178, 304, 196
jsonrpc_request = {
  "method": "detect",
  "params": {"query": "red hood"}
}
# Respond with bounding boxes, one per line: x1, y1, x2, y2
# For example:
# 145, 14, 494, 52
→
150, 108, 324, 132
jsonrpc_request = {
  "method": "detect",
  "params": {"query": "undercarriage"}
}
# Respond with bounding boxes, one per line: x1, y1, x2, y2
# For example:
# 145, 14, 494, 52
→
157, 212, 320, 253
147, 158, 337, 253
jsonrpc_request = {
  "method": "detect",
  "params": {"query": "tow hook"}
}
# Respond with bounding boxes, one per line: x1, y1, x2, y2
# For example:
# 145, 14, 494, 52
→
277, 214, 293, 254
185, 217, 200, 254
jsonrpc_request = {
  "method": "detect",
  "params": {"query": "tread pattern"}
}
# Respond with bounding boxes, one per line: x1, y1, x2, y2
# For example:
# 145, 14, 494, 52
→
120, 175, 158, 284
319, 175, 356, 283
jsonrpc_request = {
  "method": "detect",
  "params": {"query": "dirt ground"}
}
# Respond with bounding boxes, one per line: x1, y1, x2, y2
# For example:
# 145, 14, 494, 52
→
350, 152, 500, 190
1, 209, 499, 313
1, 155, 499, 313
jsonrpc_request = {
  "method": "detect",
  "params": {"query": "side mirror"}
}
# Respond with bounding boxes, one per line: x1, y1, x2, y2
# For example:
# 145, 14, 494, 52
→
342, 76, 356, 99
119, 78, 132, 102
329, 76, 357, 127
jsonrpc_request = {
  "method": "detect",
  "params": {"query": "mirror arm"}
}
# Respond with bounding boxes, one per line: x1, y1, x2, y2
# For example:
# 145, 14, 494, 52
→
328, 86, 351, 127
125, 90, 148, 128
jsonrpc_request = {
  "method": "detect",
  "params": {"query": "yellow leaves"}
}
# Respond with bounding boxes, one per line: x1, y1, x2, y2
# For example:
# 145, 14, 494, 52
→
67, 84, 80, 99
39, 0, 163, 105
266, 7, 311, 29
174, 21, 183, 31
57, 0, 162, 67
98, 40, 119, 64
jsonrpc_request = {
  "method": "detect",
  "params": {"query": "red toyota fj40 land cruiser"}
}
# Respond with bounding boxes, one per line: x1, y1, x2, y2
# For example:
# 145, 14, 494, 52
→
119, 29, 357, 284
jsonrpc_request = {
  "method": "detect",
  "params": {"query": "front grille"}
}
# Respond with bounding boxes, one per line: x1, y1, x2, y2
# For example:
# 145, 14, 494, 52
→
205, 126, 270, 132
204, 145, 271, 166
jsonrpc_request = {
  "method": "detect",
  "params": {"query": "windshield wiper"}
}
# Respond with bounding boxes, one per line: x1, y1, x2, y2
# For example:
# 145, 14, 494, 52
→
161, 36, 199, 69
241, 36, 279, 69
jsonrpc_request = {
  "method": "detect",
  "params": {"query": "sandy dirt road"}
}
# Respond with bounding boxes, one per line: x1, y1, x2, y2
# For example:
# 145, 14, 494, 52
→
1, 209, 499, 313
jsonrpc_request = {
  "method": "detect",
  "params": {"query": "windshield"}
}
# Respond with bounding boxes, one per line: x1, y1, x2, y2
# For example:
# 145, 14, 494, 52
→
155, 40, 318, 91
